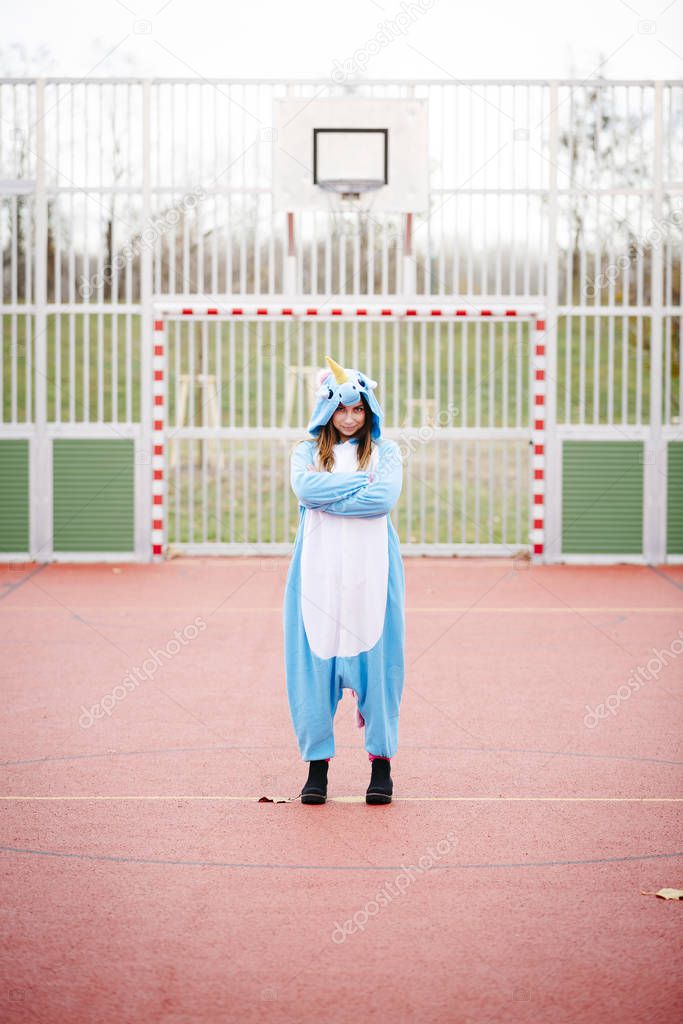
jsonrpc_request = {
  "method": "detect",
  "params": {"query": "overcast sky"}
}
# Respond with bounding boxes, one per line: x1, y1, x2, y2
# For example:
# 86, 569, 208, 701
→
1, 0, 682, 80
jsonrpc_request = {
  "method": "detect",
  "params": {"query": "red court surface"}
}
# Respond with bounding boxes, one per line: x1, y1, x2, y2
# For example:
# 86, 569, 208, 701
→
1, 557, 682, 1023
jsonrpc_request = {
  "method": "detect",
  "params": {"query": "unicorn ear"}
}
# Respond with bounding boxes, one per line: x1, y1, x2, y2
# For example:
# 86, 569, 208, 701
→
363, 376, 378, 390
314, 369, 331, 396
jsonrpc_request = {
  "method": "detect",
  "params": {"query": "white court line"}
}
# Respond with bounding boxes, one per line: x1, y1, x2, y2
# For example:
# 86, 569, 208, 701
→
2, 606, 682, 613
1, 796, 682, 803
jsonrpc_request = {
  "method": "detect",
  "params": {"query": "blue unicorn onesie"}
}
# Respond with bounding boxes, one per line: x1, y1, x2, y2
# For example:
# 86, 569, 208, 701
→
283, 355, 405, 762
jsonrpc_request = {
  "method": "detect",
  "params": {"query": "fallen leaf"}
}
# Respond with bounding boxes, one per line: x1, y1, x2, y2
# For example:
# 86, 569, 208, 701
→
640, 888, 683, 900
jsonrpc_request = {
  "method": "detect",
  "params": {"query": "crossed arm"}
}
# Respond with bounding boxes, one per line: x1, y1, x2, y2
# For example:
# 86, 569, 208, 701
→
290, 440, 402, 518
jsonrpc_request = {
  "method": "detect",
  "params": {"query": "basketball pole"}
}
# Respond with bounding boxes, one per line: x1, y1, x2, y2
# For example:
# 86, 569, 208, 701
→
285, 212, 297, 293
403, 212, 415, 294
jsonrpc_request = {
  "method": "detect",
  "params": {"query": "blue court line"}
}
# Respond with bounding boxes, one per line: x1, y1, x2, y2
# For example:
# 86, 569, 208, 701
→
1, 845, 682, 871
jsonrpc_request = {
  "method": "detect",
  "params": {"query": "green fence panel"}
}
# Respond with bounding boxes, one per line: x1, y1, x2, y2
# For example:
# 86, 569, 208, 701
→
667, 442, 683, 555
53, 439, 135, 552
0, 439, 30, 553
562, 441, 643, 554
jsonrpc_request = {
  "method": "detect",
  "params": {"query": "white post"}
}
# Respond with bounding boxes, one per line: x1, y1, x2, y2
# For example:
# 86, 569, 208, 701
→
531, 315, 547, 563
402, 212, 416, 295
644, 81, 665, 564
543, 81, 561, 562
284, 211, 297, 294
151, 313, 166, 561
31, 79, 51, 562
138, 80, 154, 560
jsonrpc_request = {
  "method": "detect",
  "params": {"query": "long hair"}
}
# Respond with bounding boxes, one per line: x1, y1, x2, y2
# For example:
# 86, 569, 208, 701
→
302, 393, 374, 473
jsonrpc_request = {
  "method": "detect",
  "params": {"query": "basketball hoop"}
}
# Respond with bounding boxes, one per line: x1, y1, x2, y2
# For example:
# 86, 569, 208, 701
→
318, 178, 383, 238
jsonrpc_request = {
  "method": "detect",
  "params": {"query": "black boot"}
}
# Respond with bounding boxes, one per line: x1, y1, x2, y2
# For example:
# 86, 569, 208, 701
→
301, 759, 328, 804
366, 757, 393, 805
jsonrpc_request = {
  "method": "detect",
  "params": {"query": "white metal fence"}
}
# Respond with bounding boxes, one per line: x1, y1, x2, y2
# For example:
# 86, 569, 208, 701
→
0, 78, 681, 561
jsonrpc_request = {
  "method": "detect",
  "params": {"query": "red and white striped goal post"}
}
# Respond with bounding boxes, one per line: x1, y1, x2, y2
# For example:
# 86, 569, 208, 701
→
151, 303, 547, 564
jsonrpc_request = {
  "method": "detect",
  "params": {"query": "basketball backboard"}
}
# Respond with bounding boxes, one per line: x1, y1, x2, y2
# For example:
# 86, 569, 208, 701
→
272, 98, 429, 214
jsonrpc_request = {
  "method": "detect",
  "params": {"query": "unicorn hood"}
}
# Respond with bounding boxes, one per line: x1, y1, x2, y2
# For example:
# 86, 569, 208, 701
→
307, 354, 384, 440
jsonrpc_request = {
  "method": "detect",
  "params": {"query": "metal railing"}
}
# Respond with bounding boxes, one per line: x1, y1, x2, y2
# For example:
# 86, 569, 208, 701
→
0, 77, 681, 561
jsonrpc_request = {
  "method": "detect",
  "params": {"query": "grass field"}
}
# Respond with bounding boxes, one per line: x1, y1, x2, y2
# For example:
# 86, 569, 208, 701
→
1, 312, 674, 426
0, 311, 677, 547
164, 436, 532, 547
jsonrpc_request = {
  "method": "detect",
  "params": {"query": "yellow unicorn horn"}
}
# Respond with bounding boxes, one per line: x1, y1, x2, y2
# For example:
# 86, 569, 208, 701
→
325, 354, 349, 384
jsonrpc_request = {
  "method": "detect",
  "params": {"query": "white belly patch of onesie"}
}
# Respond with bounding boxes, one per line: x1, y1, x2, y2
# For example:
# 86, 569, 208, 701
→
301, 441, 388, 658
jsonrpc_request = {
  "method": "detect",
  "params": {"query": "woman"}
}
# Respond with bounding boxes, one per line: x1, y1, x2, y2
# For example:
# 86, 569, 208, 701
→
283, 355, 405, 805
